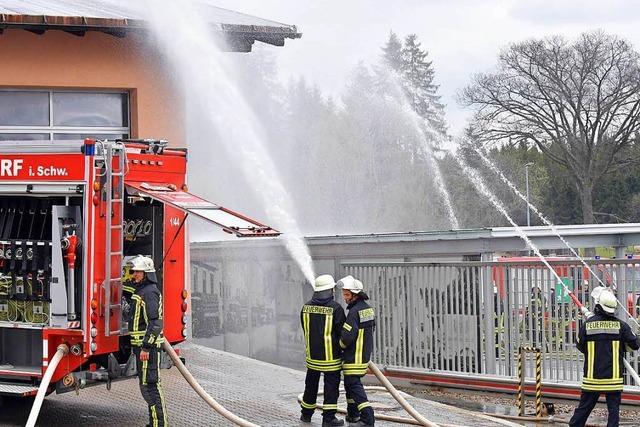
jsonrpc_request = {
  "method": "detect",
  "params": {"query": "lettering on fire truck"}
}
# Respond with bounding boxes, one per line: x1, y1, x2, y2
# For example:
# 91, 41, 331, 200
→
0, 159, 23, 176
32, 165, 69, 177
0, 159, 69, 177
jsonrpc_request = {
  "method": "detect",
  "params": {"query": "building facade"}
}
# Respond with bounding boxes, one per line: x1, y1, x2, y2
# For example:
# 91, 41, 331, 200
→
0, 1, 300, 144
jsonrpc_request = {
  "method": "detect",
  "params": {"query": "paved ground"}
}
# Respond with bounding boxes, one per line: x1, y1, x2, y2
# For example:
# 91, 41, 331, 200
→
0, 344, 515, 426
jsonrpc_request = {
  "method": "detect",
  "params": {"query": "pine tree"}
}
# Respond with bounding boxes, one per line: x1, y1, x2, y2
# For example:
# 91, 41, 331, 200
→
381, 31, 403, 73
401, 34, 447, 137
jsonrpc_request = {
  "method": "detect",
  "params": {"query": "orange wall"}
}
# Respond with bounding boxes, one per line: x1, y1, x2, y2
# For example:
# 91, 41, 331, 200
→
0, 29, 185, 144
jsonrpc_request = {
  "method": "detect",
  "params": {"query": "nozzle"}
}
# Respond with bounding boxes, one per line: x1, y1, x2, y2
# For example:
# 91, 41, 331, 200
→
580, 306, 594, 319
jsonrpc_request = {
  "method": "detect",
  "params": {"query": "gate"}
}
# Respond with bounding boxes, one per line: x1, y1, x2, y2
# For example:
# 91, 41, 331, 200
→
343, 260, 640, 388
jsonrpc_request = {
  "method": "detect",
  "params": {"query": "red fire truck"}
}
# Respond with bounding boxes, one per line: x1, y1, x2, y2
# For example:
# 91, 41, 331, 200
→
0, 139, 278, 398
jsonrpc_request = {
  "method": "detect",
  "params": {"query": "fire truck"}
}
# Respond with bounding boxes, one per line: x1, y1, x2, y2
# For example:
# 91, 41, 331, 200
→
0, 139, 279, 398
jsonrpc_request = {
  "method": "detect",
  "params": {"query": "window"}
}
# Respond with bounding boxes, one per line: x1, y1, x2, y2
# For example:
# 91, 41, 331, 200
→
0, 90, 129, 141
0, 133, 49, 141
0, 91, 49, 126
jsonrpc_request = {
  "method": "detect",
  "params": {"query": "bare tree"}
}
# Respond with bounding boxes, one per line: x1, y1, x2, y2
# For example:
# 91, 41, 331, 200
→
460, 31, 640, 223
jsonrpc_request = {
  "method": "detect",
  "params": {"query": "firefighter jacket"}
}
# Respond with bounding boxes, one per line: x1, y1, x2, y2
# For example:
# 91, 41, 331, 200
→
340, 299, 375, 376
124, 278, 164, 349
577, 311, 640, 392
300, 291, 346, 372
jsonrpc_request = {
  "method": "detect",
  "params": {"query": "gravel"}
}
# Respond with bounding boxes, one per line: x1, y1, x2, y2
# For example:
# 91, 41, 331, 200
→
409, 386, 640, 426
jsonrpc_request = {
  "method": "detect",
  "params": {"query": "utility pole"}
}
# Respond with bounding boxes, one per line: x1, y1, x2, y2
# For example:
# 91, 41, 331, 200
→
525, 162, 534, 227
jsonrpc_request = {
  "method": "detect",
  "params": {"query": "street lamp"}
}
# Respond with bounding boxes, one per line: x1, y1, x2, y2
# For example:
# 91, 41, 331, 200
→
525, 162, 534, 227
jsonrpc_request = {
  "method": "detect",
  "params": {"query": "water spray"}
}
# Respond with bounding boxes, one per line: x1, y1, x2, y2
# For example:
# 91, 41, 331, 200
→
407, 109, 459, 230
381, 68, 460, 230
455, 150, 640, 385
474, 146, 640, 314
454, 155, 565, 283
473, 147, 613, 288
143, 0, 315, 284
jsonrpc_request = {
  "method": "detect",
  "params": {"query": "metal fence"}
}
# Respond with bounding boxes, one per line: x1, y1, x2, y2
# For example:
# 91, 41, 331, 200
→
343, 260, 640, 388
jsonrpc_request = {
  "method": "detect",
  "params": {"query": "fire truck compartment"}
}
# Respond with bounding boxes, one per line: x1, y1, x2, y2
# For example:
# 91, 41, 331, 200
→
0, 194, 84, 329
0, 328, 42, 375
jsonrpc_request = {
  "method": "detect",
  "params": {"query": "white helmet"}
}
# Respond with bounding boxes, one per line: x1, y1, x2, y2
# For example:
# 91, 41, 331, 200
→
314, 274, 336, 292
590, 286, 604, 304
130, 255, 155, 273
337, 275, 364, 294
597, 289, 617, 314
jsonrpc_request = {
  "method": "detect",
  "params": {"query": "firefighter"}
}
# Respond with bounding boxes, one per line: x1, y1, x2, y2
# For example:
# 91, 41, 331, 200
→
300, 274, 347, 426
125, 255, 168, 427
569, 289, 640, 427
527, 286, 545, 347
338, 276, 375, 427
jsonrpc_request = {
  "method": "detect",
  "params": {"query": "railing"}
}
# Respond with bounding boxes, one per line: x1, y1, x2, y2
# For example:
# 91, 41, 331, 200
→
343, 260, 640, 389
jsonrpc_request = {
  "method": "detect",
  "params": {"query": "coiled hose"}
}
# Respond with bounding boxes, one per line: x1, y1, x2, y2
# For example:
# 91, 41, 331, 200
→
162, 341, 259, 427
25, 344, 69, 427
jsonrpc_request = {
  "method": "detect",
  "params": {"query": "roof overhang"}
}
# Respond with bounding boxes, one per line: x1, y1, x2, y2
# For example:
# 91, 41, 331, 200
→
191, 223, 640, 259
0, 3, 301, 51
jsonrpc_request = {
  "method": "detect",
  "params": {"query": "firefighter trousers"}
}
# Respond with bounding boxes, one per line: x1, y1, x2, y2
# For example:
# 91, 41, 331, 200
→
569, 391, 620, 427
344, 374, 375, 425
300, 369, 340, 421
134, 346, 168, 427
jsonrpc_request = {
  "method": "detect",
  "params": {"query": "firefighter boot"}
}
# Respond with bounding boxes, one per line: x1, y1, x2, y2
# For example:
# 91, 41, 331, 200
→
322, 418, 345, 427
345, 390, 360, 423
300, 414, 312, 423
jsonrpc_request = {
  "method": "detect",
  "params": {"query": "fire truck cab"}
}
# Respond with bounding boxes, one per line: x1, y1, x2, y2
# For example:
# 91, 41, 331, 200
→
0, 139, 278, 398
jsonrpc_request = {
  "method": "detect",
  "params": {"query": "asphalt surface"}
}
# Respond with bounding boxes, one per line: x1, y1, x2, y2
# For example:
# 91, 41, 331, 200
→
0, 344, 513, 426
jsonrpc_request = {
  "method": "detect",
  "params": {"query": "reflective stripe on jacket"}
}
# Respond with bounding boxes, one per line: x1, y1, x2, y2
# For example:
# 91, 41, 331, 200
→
125, 278, 165, 349
577, 312, 639, 392
340, 299, 375, 376
300, 295, 346, 372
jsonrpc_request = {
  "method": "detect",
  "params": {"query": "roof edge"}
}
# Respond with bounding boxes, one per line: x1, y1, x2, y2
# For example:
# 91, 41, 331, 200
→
0, 13, 302, 46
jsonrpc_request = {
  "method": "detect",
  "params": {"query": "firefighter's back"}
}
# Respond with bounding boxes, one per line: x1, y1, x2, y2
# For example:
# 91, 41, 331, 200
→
301, 293, 344, 372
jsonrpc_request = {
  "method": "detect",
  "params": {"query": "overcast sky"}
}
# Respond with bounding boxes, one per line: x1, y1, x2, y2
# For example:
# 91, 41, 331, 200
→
212, 0, 640, 136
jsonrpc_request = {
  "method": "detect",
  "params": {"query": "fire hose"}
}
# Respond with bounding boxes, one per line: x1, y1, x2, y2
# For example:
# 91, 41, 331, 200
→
296, 362, 519, 427
25, 344, 69, 427
161, 341, 260, 427
368, 361, 439, 426
163, 340, 492, 427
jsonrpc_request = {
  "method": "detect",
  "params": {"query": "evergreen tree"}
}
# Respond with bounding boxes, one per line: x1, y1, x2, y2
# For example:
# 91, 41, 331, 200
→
381, 31, 403, 73
401, 34, 447, 137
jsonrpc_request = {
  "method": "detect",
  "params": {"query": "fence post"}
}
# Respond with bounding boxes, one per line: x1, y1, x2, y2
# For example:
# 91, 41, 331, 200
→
516, 346, 525, 416
535, 348, 542, 418
481, 255, 496, 374
516, 345, 543, 418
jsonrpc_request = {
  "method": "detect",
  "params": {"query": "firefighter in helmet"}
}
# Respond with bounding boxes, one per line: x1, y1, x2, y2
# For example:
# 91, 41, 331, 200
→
338, 276, 376, 426
125, 255, 168, 427
569, 288, 640, 427
300, 274, 346, 426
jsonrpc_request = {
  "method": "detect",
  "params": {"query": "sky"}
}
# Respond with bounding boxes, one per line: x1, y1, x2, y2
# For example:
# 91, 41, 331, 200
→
211, 0, 640, 136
